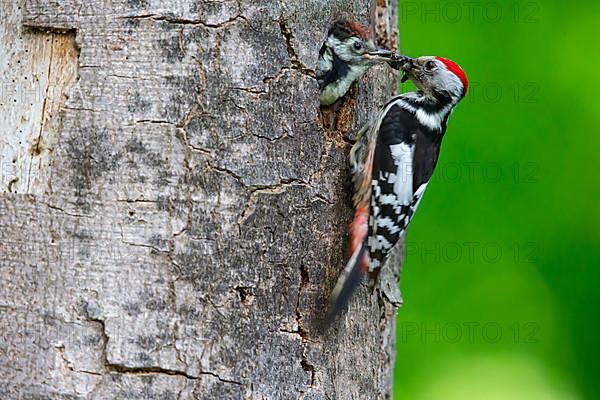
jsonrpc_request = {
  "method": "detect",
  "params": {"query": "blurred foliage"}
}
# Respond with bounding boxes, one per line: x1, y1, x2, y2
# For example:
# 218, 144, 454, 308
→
394, 0, 600, 399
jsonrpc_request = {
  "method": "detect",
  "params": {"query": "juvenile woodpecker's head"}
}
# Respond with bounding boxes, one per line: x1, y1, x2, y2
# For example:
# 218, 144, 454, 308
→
317, 20, 395, 106
399, 56, 468, 103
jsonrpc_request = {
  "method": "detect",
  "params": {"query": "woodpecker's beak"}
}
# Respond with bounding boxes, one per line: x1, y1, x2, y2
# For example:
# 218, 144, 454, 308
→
363, 48, 396, 62
397, 56, 415, 82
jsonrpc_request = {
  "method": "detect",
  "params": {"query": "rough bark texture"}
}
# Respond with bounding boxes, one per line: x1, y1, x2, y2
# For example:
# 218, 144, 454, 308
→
0, 0, 401, 398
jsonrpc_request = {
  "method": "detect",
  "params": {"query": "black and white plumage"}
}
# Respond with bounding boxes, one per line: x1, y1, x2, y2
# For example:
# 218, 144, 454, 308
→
366, 97, 443, 270
316, 20, 396, 106
328, 56, 468, 318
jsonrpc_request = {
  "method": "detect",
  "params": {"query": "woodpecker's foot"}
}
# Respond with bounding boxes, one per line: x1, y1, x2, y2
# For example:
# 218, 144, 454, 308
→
349, 122, 370, 167
353, 122, 370, 141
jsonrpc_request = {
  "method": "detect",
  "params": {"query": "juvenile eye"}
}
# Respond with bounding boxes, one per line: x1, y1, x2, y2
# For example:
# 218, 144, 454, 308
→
425, 60, 437, 70
353, 42, 363, 51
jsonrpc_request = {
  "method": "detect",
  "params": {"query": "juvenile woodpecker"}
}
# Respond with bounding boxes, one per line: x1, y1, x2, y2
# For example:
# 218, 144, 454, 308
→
316, 20, 395, 106
328, 55, 469, 318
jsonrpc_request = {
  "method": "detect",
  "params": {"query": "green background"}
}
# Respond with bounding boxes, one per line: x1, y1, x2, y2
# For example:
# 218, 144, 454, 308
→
394, 0, 599, 399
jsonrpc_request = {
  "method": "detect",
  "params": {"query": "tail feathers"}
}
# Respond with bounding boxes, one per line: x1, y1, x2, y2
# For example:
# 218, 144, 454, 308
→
324, 205, 370, 325
349, 205, 369, 264
325, 241, 367, 324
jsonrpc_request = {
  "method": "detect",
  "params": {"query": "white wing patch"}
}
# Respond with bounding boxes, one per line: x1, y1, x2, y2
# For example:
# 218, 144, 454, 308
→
368, 142, 415, 269
410, 183, 429, 215
389, 143, 414, 205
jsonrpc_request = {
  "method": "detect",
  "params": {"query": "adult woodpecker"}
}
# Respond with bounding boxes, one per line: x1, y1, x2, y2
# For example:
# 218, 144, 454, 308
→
316, 20, 396, 106
328, 55, 468, 319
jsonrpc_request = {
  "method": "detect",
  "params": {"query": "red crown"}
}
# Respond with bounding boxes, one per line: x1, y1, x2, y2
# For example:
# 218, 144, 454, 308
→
347, 21, 369, 40
436, 57, 468, 95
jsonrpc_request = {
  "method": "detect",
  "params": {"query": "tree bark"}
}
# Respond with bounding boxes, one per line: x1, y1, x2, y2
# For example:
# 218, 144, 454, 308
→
0, 0, 401, 398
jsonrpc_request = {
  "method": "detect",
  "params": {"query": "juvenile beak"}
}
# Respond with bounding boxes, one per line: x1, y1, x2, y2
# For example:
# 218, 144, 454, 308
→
363, 48, 395, 62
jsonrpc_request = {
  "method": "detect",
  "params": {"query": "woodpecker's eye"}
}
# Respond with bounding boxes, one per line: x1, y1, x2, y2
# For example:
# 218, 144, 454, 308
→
353, 42, 363, 51
425, 60, 437, 71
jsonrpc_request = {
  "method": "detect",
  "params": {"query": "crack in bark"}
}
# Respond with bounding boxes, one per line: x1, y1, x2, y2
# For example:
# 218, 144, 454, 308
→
118, 222, 168, 255
277, 17, 314, 77
295, 261, 317, 394
250, 130, 288, 143
134, 119, 173, 125
237, 191, 257, 227
120, 237, 168, 254
107, 361, 245, 386
63, 106, 99, 113
232, 86, 267, 96
237, 179, 312, 229
106, 364, 197, 379
295, 265, 310, 342
55, 345, 72, 372
199, 370, 244, 386
174, 127, 250, 189
87, 315, 243, 385
173, 127, 195, 233
117, 12, 246, 29
107, 362, 244, 386
210, 164, 245, 185
87, 317, 110, 368
301, 358, 316, 387
311, 193, 335, 205
249, 178, 310, 193
116, 198, 159, 204
263, 66, 292, 86
42, 201, 90, 218
55, 344, 103, 378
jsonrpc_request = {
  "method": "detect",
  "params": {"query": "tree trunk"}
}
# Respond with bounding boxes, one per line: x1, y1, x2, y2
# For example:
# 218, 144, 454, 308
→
0, 0, 401, 398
